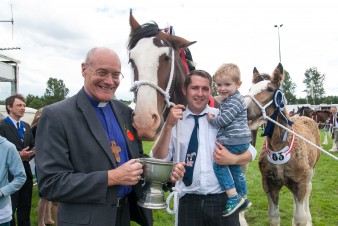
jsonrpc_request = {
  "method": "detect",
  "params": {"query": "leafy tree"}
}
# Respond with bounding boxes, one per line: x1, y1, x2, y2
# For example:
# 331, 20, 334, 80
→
303, 67, 325, 105
43, 78, 69, 105
26, 94, 45, 109
282, 70, 297, 104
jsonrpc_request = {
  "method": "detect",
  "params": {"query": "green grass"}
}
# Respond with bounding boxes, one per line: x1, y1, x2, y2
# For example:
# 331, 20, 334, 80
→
31, 130, 338, 226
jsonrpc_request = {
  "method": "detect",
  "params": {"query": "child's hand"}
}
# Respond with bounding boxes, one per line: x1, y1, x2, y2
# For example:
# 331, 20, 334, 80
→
207, 113, 215, 121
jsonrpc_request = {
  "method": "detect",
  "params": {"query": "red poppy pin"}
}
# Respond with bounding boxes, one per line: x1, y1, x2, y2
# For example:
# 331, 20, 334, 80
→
127, 129, 135, 141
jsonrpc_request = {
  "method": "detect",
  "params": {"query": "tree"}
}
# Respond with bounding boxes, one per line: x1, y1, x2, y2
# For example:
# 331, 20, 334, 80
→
303, 67, 325, 105
282, 70, 297, 104
26, 94, 45, 109
44, 78, 69, 105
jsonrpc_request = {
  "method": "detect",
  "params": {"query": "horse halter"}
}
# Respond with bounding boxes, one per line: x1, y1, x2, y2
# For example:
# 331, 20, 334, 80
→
130, 48, 175, 109
245, 88, 288, 120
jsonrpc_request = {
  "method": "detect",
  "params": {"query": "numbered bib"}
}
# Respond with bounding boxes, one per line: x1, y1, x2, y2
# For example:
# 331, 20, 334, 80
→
266, 132, 295, 165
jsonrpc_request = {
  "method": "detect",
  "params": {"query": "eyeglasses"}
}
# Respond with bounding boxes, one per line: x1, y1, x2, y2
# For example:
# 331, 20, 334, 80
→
87, 65, 124, 81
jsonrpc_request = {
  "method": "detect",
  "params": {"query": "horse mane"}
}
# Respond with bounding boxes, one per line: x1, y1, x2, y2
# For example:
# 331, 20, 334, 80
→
128, 22, 161, 50
252, 73, 271, 84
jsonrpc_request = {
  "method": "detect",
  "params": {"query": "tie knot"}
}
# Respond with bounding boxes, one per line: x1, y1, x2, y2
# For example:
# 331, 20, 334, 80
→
192, 113, 206, 122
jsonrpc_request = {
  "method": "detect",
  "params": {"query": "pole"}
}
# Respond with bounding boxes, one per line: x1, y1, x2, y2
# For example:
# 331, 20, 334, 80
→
274, 24, 283, 62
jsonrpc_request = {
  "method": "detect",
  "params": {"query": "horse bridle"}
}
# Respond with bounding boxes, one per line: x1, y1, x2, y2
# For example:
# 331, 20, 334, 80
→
130, 48, 175, 110
244, 88, 287, 120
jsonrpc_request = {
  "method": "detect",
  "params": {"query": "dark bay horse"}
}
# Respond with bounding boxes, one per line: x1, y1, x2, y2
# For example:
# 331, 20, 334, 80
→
296, 106, 314, 117
244, 63, 320, 226
128, 10, 195, 141
296, 106, 331, 129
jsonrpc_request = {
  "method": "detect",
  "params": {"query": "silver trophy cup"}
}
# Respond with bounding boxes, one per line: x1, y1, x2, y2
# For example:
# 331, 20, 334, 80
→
137, 158, 174, 209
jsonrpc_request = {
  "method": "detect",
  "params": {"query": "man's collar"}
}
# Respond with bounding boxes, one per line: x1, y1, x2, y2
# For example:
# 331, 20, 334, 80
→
7, 115, 20, 124
84, 91, 109, 108
183, 105, 210, 119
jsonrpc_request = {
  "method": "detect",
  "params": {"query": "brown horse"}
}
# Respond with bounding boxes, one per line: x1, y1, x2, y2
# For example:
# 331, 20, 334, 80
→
296, 107, 331, 129
296, 106, 314, 117
244, 63, 320, 226
310, 110, 331, 129
128, 10, 195, 141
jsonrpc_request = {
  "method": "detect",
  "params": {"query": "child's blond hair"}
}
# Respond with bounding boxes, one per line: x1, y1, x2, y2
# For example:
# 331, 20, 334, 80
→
214, 63, 241, 83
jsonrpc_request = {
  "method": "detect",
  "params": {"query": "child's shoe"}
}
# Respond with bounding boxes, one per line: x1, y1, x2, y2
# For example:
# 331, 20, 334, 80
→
238, 198, 252, 212
222, 194, 245, 217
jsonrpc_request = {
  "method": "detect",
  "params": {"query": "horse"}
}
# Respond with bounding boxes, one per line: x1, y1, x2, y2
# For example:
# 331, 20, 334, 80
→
296, 106, 314, 117
310, 110, 331, 129
244, 63, 321, 226
128, 10, 195, 141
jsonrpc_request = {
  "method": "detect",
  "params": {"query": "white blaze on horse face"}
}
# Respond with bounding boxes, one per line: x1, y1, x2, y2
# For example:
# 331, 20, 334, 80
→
130, 37, 170, 139
248, 80, 270, 97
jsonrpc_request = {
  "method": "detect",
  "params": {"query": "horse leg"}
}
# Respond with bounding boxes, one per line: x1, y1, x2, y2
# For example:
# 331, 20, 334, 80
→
291, 177, 312, 226
323, 131, 328, 145
262, 176, 282, 226
302, 169, 314, 226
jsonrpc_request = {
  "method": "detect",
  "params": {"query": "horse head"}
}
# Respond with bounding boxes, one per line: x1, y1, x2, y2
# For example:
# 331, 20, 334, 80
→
128, 10, 196, 141
244, 63, 288, 130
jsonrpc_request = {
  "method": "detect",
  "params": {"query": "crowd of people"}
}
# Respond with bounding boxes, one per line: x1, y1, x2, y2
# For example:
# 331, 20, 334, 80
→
0, 46, 337, 226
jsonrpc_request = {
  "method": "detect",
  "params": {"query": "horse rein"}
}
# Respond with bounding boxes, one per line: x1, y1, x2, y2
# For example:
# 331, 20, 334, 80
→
130, 48, 176, 110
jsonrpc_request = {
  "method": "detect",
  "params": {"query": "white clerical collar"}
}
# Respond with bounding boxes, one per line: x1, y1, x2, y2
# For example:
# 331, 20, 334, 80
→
98, 102, 108, 108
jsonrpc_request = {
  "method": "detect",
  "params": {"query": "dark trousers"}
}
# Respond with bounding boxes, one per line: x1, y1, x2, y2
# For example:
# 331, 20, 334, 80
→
178, 193, 240, 226
10, 175, 33, 226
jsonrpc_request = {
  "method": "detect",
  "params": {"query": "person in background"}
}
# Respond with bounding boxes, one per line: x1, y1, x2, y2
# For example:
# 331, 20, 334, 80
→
329, 106, 338, 152
0, 135, 26, 226
207, 63, 252, 217
31, 108, 57, 226
0, 94, 35, 226
35, 47, 185, 226
151, 70, 257, 226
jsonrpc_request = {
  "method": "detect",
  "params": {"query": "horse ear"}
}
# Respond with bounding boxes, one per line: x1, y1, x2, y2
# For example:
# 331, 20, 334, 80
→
129, 9, 140, 31
252, 67, 260, 83
164, 33, 197, 50
271, 63, 284, 86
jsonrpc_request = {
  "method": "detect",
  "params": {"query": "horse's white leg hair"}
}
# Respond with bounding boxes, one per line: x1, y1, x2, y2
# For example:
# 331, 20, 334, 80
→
304, 169, 314, 226
292, 169, 314, 226
323, 131, 328, 145
239, 164, 249, 226
267, 194, 280, 226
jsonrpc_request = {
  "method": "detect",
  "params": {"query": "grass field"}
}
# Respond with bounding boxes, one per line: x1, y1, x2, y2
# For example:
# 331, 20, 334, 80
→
30, 129, 338, 226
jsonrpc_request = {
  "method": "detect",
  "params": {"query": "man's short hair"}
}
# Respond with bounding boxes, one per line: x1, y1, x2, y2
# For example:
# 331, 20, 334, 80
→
184, 70, 212, 88
5, 94, 26, 114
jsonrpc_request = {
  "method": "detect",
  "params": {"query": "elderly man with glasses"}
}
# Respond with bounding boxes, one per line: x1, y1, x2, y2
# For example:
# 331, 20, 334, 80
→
35, 47, 186, 226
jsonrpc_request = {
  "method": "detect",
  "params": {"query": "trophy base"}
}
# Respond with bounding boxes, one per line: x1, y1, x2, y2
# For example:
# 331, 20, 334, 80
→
137, 199, 167, 209
137, 192, 167, 209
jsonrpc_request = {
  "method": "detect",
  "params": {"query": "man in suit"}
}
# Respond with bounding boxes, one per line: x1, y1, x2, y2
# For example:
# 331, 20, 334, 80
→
0, 94, 35, 226
35, 47, 185, 226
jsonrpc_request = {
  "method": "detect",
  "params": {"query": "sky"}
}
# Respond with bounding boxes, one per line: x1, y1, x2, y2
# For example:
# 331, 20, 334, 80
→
1, 0, 338, 102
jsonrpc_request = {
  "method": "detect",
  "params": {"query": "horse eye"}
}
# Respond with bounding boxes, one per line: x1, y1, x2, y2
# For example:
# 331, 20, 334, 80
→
164, 55, 171, 61
267, 87, 274, 92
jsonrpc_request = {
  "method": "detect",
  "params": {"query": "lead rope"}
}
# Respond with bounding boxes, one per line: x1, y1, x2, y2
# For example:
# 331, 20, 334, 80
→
166, 122, 181, 226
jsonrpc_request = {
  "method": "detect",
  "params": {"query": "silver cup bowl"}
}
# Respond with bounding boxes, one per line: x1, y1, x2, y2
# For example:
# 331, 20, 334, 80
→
137, 158, 174, 209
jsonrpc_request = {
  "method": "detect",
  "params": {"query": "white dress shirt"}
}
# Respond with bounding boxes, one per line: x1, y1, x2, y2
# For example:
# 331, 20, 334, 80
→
151, 105, 257, 196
